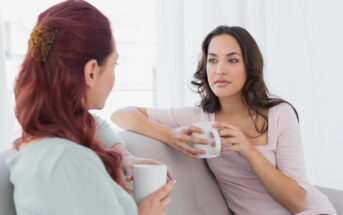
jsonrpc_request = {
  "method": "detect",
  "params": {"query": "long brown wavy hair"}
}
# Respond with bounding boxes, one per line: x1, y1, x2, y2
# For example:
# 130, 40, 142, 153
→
191, 26, 298, 136
14, 0, 125, 188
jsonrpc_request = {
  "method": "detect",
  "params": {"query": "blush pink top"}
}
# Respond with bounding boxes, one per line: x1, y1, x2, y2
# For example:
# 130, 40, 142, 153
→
146, 103, 337, 215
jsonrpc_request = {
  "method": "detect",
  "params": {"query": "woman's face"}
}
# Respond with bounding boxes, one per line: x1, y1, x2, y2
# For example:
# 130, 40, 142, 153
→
88, 41, 118, 109
206, 34, 246, 99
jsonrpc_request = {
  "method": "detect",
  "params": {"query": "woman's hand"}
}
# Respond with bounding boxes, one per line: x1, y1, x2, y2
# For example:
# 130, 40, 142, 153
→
122, 155, 174, 183
212, 122, 257, 159
166, 125, 209, 159
138, 180, 176, 215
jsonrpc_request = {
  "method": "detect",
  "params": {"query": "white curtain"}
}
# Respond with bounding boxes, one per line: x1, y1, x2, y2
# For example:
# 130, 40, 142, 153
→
0, 13, 17, 152
156, 0, 343, 189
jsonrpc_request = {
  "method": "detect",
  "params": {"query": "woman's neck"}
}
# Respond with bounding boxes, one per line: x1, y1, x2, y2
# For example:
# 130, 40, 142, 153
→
217, 94, 249, 118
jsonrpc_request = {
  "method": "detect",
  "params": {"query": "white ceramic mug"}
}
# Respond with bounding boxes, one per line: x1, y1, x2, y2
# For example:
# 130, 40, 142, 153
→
133, 164, 167, 204
191, 122, 221, 158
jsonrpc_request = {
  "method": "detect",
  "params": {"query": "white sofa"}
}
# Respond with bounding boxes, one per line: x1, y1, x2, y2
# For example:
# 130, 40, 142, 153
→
1, 131, 343, 215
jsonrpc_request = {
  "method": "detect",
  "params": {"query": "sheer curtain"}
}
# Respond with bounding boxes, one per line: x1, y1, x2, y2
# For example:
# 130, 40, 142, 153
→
156, 0, 343, 189
0, 13, 17, 152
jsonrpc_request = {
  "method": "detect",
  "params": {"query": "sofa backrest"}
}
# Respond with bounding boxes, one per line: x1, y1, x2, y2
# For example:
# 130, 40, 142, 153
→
117, 131, 232, 215
0, 150, 16, 215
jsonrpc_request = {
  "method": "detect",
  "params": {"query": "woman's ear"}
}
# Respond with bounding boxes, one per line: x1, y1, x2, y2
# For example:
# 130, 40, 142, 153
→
84, 59, 99, 87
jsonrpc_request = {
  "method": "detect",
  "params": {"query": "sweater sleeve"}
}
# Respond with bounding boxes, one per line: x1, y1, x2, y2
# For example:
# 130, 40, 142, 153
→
146, 107, 212, 128
94, 115, 126, 148
275, 103, 309, 190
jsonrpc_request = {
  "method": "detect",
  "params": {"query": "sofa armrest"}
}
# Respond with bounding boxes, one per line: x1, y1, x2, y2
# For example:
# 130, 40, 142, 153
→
117, 131, 232, 215
0, 151, 16, 215
315, 186, 343, 214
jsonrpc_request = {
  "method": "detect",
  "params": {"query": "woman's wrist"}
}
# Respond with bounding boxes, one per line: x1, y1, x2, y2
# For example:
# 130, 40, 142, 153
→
244, 146, 260, 163
164, 127, 175, 146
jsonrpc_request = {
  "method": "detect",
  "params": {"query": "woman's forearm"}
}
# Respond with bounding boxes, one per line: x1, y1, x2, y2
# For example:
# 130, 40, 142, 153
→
111, 107, 172, 144
246, 149, 307, 214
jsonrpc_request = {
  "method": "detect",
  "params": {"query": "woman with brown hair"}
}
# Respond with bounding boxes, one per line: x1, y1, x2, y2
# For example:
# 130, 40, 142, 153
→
112, 26, 336, 214
6, 0, 175, 214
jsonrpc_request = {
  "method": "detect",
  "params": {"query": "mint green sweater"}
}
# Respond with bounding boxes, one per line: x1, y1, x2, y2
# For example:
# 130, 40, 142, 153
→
6, 116, 138, 215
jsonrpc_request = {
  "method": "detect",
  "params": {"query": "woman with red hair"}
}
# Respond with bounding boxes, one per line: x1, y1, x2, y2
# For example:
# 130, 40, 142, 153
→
6, 0, 175, 214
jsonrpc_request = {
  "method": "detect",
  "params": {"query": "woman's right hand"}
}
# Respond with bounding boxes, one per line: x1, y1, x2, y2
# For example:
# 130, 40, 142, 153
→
138, 180, 176, 215
167, 125, 209, 159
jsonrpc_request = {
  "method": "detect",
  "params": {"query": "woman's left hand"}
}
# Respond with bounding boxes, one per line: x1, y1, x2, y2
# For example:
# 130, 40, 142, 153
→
122, 155, 174, 182
212, 122, 257, 160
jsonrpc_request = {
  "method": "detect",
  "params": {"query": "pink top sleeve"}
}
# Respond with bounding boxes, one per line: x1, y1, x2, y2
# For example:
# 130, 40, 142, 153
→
146, 107, 212, 128
275, 103, 309, 190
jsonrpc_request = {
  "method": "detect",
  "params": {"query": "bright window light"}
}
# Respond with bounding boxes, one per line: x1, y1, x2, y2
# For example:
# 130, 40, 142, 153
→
1, 0, 156, 135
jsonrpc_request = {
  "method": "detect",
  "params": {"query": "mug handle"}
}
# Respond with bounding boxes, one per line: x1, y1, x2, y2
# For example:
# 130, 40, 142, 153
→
210, 129, 221, 154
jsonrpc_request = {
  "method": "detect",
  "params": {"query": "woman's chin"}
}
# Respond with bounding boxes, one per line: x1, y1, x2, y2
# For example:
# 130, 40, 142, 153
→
97, 103, 105, 110
88, 102, 105, 110
213, 90, 234, 98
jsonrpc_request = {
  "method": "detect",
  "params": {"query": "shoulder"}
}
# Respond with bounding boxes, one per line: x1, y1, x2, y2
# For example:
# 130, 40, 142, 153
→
42, 137, 99, 158
7, 137, 107, 192
46, 138, 103, 169
8, 138, 135, 215
268, 103, 300, 137
269, 102, 298, 121
23, 138, 104, 178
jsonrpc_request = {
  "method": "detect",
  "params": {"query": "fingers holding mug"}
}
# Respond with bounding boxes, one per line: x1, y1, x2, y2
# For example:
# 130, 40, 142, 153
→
189, 122, 222, 159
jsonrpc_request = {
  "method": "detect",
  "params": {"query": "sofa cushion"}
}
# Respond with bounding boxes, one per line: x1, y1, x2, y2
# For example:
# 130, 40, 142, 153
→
117, 131, 232, 215
0, 150, 16, 215
316, 186, 343, 214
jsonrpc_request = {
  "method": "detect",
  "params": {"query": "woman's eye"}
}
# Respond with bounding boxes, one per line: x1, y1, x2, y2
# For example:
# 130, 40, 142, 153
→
208, 58, 217, 63
228, 59, 238, 63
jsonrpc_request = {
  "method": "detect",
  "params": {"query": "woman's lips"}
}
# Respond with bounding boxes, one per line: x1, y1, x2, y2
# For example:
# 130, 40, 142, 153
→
215, 81, 230, 87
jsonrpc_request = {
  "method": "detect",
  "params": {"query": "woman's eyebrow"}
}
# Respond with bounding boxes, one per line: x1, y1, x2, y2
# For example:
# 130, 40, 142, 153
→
208, 52, 241, 56
226, 52, 241, 56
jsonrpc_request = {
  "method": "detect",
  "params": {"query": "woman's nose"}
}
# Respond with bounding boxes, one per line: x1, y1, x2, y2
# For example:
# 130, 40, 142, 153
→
215, 63, 227, 75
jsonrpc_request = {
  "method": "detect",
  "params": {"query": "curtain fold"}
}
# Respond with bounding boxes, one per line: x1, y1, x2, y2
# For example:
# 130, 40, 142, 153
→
0, 13, 17, 152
